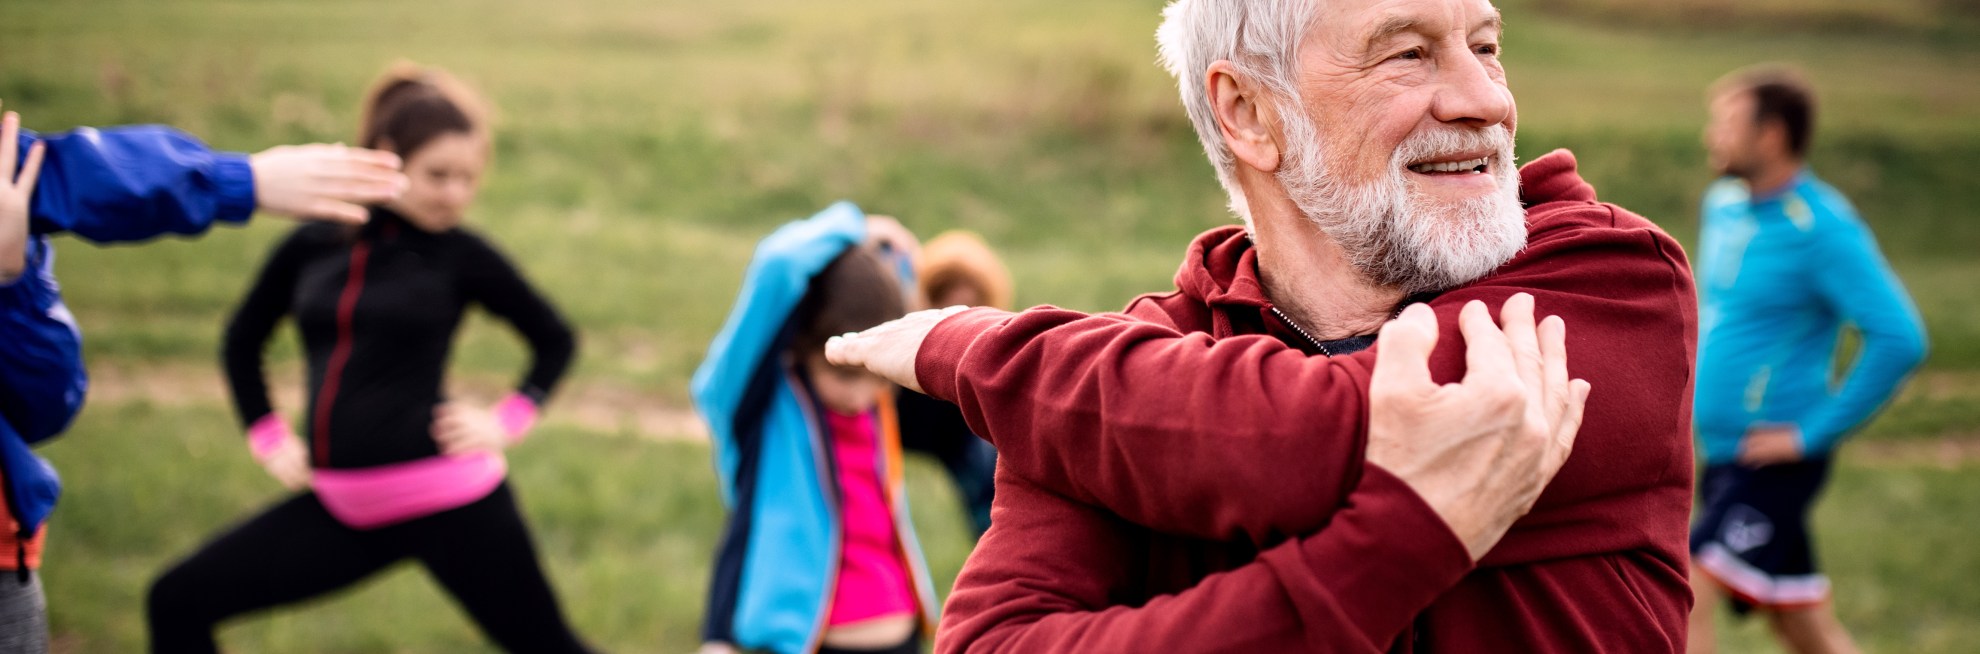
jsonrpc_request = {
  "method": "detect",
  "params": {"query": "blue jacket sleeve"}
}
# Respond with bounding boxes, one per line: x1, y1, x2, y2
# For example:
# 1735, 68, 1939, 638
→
1798, 208, 1928, 453
19, 126, 257, 243
0, 237, 87, 443
690, 201, 866, 505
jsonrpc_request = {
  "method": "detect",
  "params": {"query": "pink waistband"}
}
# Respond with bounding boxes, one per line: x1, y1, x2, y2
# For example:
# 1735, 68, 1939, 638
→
311, 452, 507, 530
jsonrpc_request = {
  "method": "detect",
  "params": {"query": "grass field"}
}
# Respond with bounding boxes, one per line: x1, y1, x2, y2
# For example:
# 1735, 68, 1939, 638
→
4, 0, 1979, 650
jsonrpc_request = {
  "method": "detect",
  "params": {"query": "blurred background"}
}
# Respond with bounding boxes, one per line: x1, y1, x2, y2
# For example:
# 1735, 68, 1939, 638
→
4, 0, 1978, 650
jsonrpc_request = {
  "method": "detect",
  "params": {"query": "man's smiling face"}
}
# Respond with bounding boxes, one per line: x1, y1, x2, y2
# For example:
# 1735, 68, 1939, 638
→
1272, 0, 1528, 293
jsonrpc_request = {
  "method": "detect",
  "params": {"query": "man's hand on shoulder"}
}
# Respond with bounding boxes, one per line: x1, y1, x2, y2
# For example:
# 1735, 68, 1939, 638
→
1366, 294, 1591, 562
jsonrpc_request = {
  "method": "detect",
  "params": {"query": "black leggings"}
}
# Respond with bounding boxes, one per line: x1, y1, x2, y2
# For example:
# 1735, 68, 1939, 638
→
146, 483, 589, 653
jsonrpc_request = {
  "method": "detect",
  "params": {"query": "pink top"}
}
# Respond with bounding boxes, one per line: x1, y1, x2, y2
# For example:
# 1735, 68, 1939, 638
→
248, 395, 540, 531
311, 452, 507, 530
824, 409, 916, 626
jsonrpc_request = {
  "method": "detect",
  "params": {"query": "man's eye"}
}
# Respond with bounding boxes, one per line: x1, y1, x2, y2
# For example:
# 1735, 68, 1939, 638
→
1475, 43, 1500, 56
1392, 48, 1423, 62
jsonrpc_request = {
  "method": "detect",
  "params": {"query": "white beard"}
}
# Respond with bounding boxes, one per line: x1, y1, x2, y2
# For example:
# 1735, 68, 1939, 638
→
1275, 106, 1528, 295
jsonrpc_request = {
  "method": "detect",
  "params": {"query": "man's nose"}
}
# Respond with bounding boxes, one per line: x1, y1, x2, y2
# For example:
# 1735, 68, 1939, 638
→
1431, 48, 1513, 128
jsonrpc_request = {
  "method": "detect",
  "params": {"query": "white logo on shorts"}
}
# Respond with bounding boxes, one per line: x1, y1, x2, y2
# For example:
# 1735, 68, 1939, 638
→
1722, 504, 1774, 554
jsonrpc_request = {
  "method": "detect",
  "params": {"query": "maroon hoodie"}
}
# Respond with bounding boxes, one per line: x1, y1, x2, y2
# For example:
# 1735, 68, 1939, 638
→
919, 150, 1698, 653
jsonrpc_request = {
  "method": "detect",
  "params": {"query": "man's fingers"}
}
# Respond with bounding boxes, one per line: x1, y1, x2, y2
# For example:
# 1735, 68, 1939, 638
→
1499, 293, 1543, 398
1372, 302, 1439, 392
1540, 314, 1571, 427
1550, 379, 1591, 473
1458, 299, 1515, 387
16, 142, 44, 197
824, 332, 862, 367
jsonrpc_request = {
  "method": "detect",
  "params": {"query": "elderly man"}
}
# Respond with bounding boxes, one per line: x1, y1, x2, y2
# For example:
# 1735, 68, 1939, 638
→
830, 0, 1696, 651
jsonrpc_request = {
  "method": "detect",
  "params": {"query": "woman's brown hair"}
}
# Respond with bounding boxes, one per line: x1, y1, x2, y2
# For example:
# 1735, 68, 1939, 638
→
791, 247, 907, 358
357, 62, 489, 157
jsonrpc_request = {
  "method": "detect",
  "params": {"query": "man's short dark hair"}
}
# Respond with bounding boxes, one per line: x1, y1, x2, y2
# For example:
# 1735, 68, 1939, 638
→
1714, 64, 1818, 158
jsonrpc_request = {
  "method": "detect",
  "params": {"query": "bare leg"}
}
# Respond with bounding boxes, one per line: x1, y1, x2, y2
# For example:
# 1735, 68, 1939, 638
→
1686, 569, 1721, 654
1766, 602, 1860, 654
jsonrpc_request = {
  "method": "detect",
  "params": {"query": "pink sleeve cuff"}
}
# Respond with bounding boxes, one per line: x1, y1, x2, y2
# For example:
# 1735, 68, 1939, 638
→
494, 393, 539, 444
247, 414, 293, 460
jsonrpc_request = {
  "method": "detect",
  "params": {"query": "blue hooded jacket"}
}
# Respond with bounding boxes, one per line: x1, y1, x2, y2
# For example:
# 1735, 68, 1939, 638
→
2, 125, 255, 543
692, 202, 939, 654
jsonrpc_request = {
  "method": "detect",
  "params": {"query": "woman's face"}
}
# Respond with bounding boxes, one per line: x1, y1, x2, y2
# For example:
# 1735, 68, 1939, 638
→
803, 351, 887, 416
387, 131, 487, 232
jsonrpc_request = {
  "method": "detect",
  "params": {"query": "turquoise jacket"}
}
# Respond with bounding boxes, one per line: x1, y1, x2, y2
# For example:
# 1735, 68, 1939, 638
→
692, 202, 939, 654
1694, 171, 1928, 464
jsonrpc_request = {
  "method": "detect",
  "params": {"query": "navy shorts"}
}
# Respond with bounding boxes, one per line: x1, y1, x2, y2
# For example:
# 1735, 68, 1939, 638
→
1689, 458, 1834, 613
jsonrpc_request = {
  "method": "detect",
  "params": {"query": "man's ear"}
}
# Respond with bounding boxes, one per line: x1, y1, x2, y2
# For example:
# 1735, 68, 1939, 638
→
1755, 118, 1792, 161
1206, 61, 1282, 174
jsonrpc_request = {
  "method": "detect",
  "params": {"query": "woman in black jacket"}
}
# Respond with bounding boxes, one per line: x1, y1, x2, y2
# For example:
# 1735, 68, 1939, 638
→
146, 64, 589, 654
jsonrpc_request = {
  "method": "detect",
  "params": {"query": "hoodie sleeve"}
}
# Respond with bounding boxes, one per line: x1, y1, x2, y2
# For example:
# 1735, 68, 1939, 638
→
938, 466, 1472, 654
20, 126, 257, 243
0, 237, 87, 443
915, 208, 1699, 546
1794, 204, 1928, 454
221, 227, 317, 428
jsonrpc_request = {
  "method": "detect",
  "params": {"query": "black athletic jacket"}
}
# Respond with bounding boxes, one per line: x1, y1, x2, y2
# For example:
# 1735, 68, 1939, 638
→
222, 208, 576, 469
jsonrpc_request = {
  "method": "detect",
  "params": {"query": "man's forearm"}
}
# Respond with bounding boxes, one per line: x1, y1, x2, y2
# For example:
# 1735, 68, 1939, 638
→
918, 306, 1375, 544
941, 469, 1472, 653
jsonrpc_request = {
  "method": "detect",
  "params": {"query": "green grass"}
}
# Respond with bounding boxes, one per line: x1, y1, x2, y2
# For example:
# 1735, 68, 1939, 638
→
4, 0, 1980, 650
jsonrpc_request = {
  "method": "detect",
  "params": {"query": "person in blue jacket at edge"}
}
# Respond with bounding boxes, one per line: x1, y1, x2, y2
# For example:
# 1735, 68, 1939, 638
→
0, 100, 407, 651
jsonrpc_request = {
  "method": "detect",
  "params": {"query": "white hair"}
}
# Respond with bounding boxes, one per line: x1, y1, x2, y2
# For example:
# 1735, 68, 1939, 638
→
1157, 0, 1319, 227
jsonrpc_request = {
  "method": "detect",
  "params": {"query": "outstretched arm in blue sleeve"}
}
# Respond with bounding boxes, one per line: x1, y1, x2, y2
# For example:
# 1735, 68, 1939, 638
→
0, 237, 87, 443
20, 126, 258, 243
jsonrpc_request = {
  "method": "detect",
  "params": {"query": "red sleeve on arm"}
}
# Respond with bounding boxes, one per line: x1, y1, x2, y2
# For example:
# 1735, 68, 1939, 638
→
939, 466, 1472, 653
917, 306, 1373, 546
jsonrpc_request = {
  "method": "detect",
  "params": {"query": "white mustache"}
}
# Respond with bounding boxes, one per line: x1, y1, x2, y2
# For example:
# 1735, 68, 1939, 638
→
1394, 125, 1515, 170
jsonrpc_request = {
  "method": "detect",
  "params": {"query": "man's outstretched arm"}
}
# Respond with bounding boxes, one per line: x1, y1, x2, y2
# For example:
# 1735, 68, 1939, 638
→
829, 216, 1680, 545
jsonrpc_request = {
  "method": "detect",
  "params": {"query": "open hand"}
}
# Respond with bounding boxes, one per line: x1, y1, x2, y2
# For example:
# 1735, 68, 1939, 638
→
249, 143, 407, 223
825, 304, 974, 393
1, 104, 47, 282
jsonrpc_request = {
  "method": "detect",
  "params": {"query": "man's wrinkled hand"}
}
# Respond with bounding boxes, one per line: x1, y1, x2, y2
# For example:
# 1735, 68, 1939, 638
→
1365, 294, 1590, 562
824, 305, 972, 394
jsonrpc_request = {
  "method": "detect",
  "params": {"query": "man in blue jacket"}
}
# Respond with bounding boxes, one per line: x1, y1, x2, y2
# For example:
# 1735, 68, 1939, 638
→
1686, 66, 1929, 654
0, 102, 405, 650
